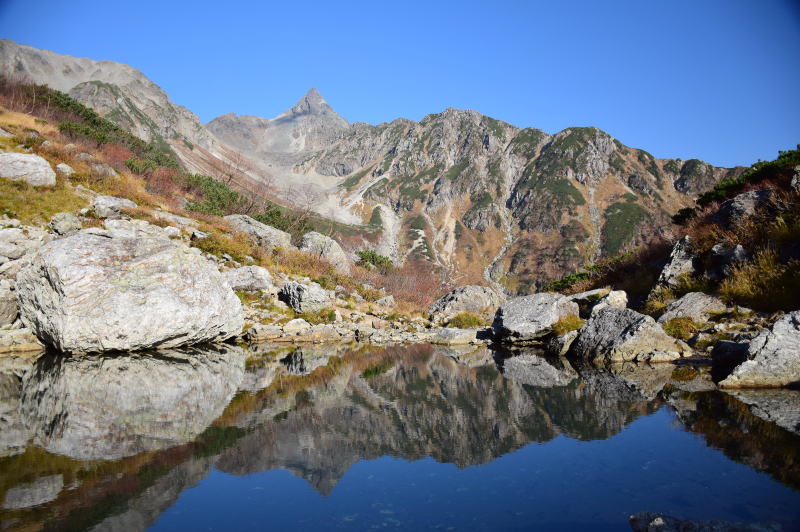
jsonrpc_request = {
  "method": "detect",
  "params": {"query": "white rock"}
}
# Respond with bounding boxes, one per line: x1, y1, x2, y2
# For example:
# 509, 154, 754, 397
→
299, 231, 350, 274
0, 153, 56, 186
91, 195, 137, 218
224, 214, 292, 249
55, 163, 74, 177
15, 226, 243, 353
223, 266, 274, 292
492, 293, 579, 342
657, 292, 727, 324
720, 311, 800, 389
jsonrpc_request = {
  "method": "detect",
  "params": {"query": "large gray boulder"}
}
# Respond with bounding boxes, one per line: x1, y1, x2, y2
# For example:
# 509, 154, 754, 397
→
656, 236, 696, 288
224, 214, 292, 250
91, 195, 137, 218
300, 231, 350, 274
715, 189, 774, 229
720, 311, 800, 389
0, 280, 16, 326
0, 153, 56, 186
657, 292, 727, 324
223, 265, 274, 292
492, 293, 579, 342
570, 307, 690, 363
278, 281, 329, 313
428, 285, 505, 324
15, 224, 243, 353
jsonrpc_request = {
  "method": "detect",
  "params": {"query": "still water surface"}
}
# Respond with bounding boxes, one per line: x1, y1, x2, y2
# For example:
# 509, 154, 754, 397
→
1, 343, 799, 531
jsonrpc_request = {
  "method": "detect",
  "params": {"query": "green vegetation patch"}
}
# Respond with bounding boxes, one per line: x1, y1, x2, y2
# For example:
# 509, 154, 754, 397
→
601, 201, 647, 256
552, 314, 585, 336
662, 317, 701, 341
445, 312, 487, 329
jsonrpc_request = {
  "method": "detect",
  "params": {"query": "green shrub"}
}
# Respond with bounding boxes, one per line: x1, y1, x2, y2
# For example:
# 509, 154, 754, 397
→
445, 312, 487, 329
357, 249, 393, 271
301, 308, 337, 325
185, 173, 241, 215
125, 157, 158, 174
602, 202, 647, 256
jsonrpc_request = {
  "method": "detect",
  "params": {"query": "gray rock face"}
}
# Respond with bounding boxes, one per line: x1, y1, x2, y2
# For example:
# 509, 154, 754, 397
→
715, 189, 774, 229
492, 293, 579, 342
570, 307, 690, 363
720, 311, 800, 389
708, 243, 748, 281
20, 346, 246, 460
223, 266, 274, 292
0, 153, 56, 186
16, 224, 243, 353
0, 279, 17, 325
376, 295, 395, 307
55, 163, 74, 176
224, 214, 292, 250
278, 281, 329, 313
299, 231, 350, 274
656, 236, 696, 288
429, 285, 505, 324
91, 195, 137, 218
546, 330, 579, 356
48, 212, 82, 236
0, 226, 52, 263
657, 292, 727, 324
590, 290, 628, 315
502, 354, 577, 387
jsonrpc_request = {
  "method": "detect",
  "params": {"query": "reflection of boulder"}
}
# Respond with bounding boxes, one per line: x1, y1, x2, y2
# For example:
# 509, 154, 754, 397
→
629, 511, 780, 532
2, 474, 63, 510
670, 390, 800, 489
280, 348, 334, 375
434, 345, 495, 367
20, 345, 246, 460
0, 356, 39, 457
725, 389, 800, 435
502, 353, 577, 388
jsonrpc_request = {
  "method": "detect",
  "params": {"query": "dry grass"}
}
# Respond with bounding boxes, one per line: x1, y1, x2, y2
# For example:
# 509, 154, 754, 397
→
0, 178, 87, 224
661, 317, 701, 341
552, 314, 585, 336
720, 248, 800, 311
445, 312, 487, 329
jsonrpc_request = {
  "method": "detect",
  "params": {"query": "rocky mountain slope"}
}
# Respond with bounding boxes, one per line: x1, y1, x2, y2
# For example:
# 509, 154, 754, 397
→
0, 39, 744, 290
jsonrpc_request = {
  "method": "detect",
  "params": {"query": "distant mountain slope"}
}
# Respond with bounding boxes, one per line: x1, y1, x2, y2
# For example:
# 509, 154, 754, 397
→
0, 39, 744, 291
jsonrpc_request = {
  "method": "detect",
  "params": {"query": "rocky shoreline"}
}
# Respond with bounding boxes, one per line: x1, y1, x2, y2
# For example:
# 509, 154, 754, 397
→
1, 203, 798, 394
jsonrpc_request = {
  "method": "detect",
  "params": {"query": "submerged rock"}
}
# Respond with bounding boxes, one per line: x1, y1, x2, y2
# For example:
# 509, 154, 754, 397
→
570, 307, 690, 363
720, 311, 800, 389
16, 225, 243, 353
0, 153, 56, 186
492, 293, 579, 343
629, 511, 780, 531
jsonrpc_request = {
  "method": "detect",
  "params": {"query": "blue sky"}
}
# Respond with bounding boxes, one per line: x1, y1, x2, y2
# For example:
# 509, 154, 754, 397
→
1, 0, 798, 167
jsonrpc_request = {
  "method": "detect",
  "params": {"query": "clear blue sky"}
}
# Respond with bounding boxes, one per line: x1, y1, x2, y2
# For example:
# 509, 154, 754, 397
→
1, 0, 799, 167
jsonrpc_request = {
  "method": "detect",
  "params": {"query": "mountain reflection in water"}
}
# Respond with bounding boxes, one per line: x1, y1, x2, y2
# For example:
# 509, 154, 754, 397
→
0, 343, 798, 531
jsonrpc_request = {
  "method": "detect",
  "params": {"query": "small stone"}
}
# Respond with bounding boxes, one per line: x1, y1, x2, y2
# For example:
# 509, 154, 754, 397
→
55, 163, 74, 177
48, 212, 82, 236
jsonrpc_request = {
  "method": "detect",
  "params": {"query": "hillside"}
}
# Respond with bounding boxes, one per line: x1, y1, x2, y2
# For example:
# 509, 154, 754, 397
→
0, 39, 744, 291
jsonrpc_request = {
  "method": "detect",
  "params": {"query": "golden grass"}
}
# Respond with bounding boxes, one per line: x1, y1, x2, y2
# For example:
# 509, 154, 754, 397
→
661, 317, 701, 341
552, 313, 585, 336
720, 248, 800, 311
0, 178, 86, 224
445, 312, 487, 329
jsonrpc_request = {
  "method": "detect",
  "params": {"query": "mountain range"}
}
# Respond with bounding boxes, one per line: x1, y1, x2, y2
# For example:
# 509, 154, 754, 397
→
0, 39, 744, 290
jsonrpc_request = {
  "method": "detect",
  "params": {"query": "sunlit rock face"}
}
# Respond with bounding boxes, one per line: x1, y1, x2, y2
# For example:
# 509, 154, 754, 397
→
20, 345, 246, 460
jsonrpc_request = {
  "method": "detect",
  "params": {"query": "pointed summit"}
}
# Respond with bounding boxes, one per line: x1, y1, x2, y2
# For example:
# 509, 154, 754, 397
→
290, 87, 334, 117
